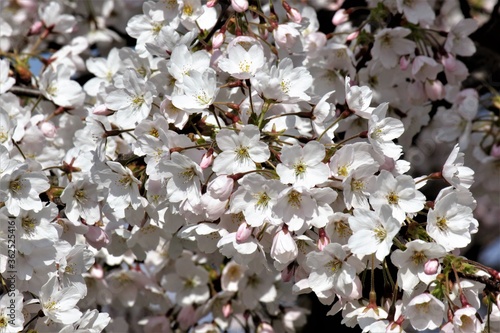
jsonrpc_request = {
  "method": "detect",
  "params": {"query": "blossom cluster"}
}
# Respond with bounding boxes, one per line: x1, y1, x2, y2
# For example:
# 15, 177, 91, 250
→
0, 0, 499, 332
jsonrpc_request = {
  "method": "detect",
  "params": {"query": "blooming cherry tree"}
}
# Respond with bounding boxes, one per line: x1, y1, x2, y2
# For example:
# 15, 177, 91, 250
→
0, 0, 499, 332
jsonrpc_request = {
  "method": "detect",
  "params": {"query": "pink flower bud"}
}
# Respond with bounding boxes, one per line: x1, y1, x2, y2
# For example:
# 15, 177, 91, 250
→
222, 303, 232, 318
39, 121, 57, 138
332, 9, 349, 25
207, 0, 218, 7
84, 226, 110, 250
442, 54, 457, 72
90, 264, 104, 279
200, 148, 214, 169
207, 175, 234, 199
425, 80, 445, 101
212, 31, 225, 49
287, 8, 302, 23
281, 264, 294, 282
28, 21, 44, 36
177, 305, 197, 331
400, 56, 410, 71
424, 259, 440, 275
257, 322, 274, 333
236, 222, 252, 243
92, 104, 112, 116
231, 0, 248, 12
346, 31, 359, 41
317, 228, 330, 251
490, 143, 500, 158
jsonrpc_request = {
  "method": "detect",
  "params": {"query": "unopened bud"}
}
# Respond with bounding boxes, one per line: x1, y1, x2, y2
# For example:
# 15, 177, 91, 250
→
207, 0, 218, 7
39, 121, 57, 138
200, 148, 214, 169
442, 54, 457, 72
332, 9, 349, 25
257, 322, 274, 333
346, 31, 359, 41
222, 303, 232, 318
425, 80, 444, 101
231, 0, 248, 13
90, 264, 104, 279
317, 228, 330, 251
236, 222, 252, 243
281, 263, 294, 282
28, 21, 44, 36
490, 143, 500, 158
400, 56, 410, 71
424, 259, 440, 275
84, 226, 109, 250
92, 104, 112, 116
212, 30, 225, 49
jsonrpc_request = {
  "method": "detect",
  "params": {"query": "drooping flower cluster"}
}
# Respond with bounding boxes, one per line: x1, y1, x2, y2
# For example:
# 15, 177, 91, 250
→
0, 0, 499, 332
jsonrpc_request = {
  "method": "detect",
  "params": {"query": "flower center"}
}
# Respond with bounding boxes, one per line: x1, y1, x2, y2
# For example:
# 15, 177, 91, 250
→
350, 178, 365, 191
411, 250, 427, 265
293, 160, 307, 177
287, 190, 302, 208
386, 191, 399, 205
255, 191, 270, 208
374, 226, 387, 241
239, 60, 252, 73
235, 145, 250, 161
280, 79, 290, 94
436, 217, 448, 231
9, 180, 22, 193
327, 258, 342, 272
22, 217, 36, 235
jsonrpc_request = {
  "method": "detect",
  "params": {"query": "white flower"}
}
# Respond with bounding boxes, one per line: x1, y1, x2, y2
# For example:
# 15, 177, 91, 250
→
163, 152, 204, 205
0, 165, 50, 216
445, 19, 478, 57
39, 275, 84, 325
237, 269, 277, 309
168, 45, 211, 83
61, 177, 101, 225
104, 161, 142, 210
367, 103, 405, 159
39, 1, 76, 33
348, 205, 401, 260
452, 307, 483, 332
213, 125, 270, 175
105, 70, 156, 126
412, 56, 443, 82
273, 187, 316, 232
83, 48, 122, 96
0, 59, 14, 94
305, 243, 357, 298
218, 43, 266, 80
172, 69, 219, 111
39, 64, 84, 107
276, 141, 330, 188
230, 173, 285, 227
345, 78, 374, 119
251, 58, 313, 103
426, 191, 477, 251
405, 293, 445, 330
0, 290, 24, 332
329, 142, 378, 180
371, 28, 416, 69
369, 170, 426, 222
162, 256, 209, 306
270, 226, 298, 268
396, 0, 435, 25
390, 240, 446, 291
442, 144, 474, 190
